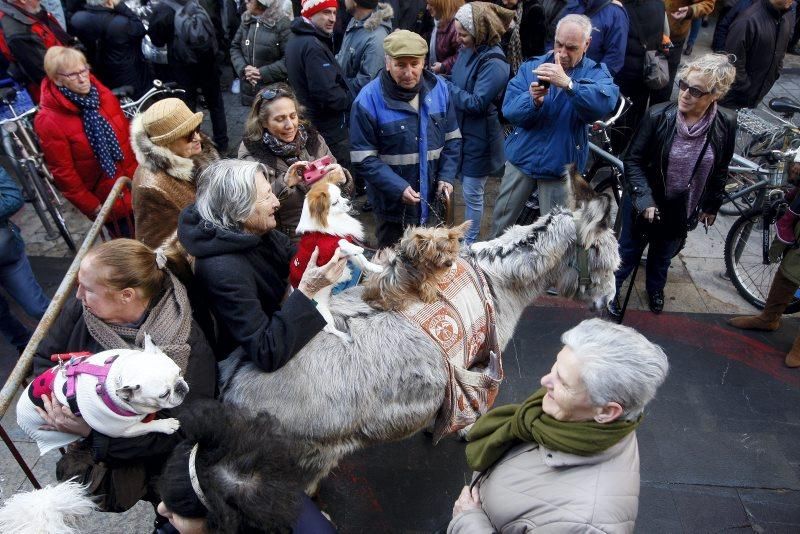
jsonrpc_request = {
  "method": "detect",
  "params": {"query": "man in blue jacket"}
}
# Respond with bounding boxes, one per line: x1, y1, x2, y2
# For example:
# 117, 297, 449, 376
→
555, 0, 629, 75
350, 30, 462, 247
490, 14, 618, 238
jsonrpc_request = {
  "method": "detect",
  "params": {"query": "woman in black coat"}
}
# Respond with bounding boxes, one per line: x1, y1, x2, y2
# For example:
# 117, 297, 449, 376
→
609, 54, 737, 317
177, 159, 346, 372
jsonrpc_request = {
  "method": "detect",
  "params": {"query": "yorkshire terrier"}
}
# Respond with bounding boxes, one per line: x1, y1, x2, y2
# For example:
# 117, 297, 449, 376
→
362, 221, 470, 312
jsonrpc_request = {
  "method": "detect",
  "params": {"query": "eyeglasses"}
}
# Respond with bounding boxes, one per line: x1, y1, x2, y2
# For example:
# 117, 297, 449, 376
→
677, 79, 711, 98
58, 66, 90, 82
183, 127, 201, 142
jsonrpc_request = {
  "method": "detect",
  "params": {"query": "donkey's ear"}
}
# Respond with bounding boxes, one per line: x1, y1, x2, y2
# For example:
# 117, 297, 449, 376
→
565, 164, 596, 210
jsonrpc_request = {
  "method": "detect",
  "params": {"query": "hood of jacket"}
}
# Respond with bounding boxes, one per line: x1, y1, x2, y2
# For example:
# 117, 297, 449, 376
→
347, 2, 393, 32
240, 7, 286, 27
130, 113, 219, 182
0, 2, 35, 25
178, 203, 262, 259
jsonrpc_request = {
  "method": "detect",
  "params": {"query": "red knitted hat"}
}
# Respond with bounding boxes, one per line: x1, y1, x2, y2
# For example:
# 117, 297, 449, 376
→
301, 0, 338, 18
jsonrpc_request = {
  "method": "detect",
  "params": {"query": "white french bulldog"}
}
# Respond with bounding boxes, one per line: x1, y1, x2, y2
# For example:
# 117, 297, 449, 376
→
17, 335, 189, 456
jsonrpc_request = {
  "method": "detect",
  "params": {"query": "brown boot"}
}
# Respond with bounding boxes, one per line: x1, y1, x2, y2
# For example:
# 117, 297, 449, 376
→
786, 334, 800, 368
728, 270, 799, 331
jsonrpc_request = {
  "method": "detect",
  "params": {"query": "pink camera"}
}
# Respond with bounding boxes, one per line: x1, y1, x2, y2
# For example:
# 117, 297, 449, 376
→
302, 155, 334, 185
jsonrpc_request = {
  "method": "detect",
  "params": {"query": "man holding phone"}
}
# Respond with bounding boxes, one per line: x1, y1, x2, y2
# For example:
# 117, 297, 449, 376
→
490, 14, 618, 237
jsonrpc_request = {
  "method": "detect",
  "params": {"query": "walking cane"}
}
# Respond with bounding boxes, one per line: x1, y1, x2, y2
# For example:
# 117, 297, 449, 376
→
615, 212, 657, 324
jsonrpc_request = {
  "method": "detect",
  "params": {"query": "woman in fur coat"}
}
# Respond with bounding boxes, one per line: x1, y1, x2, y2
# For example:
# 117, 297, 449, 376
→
131, 98, 219, 250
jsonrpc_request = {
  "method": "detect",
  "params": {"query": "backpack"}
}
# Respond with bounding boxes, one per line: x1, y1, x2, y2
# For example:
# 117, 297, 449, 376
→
161, 0, 217, 64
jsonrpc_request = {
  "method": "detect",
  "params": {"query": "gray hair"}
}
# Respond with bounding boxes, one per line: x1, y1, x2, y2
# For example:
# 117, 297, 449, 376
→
561, 318, 669, 420
195, 159, 268, 230
555, 14, 593, 42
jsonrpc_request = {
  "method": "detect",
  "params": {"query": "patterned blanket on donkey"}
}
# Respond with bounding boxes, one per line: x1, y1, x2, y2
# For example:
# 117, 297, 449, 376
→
401, 257, 503, 443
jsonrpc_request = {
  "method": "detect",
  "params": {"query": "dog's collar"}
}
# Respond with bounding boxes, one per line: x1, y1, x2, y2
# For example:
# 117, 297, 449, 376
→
62, 355, 141, 418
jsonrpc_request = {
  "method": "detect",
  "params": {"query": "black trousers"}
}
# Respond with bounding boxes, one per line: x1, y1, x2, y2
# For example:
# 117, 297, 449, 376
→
172, 61, 229, 152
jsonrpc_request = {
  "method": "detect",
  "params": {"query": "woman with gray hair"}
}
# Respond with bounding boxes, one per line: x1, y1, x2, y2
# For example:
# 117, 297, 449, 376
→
448, 318, 669, 533
177, 159, 347, 372
609, 53, 737, 317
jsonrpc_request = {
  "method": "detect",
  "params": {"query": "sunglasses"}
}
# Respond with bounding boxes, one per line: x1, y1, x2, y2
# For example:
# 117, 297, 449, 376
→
677, 79, 711, 98
59, 66, 90, 82
256, 88, 290, 104
183, 126, 201, 142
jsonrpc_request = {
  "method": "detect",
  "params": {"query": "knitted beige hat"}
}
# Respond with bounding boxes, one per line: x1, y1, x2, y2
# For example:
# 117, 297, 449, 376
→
141, 98, 204, 146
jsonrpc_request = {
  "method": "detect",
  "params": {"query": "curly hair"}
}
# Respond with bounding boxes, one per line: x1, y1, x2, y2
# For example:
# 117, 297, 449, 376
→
677, 53, 736, 97
158, 401, 313, 533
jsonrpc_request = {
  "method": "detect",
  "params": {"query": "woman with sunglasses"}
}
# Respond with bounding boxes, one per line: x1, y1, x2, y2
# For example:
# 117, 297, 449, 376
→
130, 97, 219, 250
608, 53, 736, 318
238, 84, 352, 241
34, 46, 138, 236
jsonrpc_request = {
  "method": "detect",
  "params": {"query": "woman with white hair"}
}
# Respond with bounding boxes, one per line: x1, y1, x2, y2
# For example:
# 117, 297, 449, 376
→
609, 53, 737, 317
448, 318, 669, 533
177, 159, 347, 372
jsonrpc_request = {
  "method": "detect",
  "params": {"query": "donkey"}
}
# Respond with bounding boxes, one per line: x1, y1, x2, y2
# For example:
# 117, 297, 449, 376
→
220, 168, 620, 488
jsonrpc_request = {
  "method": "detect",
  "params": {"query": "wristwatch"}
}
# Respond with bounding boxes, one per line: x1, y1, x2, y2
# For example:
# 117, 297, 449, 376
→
567, 79, 574, 93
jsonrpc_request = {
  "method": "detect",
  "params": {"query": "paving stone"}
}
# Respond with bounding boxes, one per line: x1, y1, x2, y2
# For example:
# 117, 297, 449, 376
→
739, 489, 800, 531
669, 485, 752, 532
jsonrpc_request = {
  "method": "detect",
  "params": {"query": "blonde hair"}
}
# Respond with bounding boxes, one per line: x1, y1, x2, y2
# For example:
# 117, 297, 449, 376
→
678, 53, 736, 97
243, 83, 306, 142
429, 0, 465, 22
43, 46, 88, 81
86, 239, 186, 299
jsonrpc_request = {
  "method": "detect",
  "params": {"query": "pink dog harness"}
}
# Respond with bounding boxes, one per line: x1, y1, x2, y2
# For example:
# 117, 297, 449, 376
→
29, 353, 150, 420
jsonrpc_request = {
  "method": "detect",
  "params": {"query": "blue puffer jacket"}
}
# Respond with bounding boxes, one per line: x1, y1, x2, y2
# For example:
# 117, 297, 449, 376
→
502, 52, 618, 179
559, 0, 629, 75
446, 44, 510, 178
350, 70, 462, 224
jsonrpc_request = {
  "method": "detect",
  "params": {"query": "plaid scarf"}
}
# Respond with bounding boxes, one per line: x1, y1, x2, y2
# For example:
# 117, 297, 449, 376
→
262, 124, 309, 165
58, 84, 124, 179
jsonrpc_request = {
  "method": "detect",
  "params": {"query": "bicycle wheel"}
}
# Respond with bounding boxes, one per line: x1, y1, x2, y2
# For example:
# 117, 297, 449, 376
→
724, 209, 800, 313
587, 163, 622, 236
718, 169, 760, 216
26, 160, 76, 252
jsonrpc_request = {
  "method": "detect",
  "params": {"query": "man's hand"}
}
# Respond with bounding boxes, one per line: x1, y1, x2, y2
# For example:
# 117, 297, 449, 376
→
671, 6, 689, 20
529, 82, 548, 107
452, 485, 482, 518
36, 395, 92, 437
437, 181, 453, 196
402, 186, 421, 205
642, 206, 658, 222
534, 62, 572, 89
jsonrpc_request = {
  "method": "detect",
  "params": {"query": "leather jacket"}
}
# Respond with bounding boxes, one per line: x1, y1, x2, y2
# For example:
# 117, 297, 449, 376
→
623, 101, 737, 220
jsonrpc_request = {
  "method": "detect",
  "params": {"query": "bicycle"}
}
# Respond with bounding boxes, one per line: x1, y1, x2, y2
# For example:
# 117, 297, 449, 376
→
724, 145, 800, 313
0, 87, 76, 252
116, 79, 186, 120
514, 96, 630, 231
720, 99, 800, 216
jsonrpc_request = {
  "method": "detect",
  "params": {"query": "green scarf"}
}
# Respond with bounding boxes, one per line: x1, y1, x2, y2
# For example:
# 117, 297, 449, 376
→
465, 388, 642, 472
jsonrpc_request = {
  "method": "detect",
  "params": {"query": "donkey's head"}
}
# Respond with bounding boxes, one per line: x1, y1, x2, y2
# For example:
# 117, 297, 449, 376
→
553, 165, 621, 311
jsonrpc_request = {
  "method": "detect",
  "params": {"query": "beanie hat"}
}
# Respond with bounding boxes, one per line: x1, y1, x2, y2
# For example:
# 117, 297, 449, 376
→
141, 98, 204, 147
454, 4, 474, 36
301, 0, 338, 18
355, 0, 378, 8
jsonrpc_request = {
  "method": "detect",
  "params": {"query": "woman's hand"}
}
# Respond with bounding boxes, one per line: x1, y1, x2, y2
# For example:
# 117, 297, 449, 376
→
642, 206, 658, 223
36, 395, 92, 437
698, 212, 716, 228
285, 161, 309, 188
322, 163, 346, 185
671, 6, 689, 20
298, 247, 348, 300
452, 485, 482, 518
244, 65, 261, 85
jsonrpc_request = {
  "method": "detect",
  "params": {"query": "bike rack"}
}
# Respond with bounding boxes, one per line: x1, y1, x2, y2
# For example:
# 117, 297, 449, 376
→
0, 177, 132, 490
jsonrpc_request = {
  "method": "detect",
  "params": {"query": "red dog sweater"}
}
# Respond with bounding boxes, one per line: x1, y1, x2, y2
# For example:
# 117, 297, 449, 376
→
289, 232, 354, 287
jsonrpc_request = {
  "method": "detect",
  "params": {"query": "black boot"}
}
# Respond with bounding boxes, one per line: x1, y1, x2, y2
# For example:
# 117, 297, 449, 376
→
648, 290, 665, 314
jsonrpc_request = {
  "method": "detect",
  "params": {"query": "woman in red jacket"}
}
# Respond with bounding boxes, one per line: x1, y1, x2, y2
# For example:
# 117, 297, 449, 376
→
34, 46, 136, 235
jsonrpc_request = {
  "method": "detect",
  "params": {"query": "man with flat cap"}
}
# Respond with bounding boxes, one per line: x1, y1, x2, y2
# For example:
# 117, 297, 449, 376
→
350, 29, 462, 248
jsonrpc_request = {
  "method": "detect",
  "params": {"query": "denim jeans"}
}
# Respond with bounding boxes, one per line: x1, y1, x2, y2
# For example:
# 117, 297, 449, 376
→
0, 227, 50, 350
615, 196, 684, 295
461, 175, 487, 245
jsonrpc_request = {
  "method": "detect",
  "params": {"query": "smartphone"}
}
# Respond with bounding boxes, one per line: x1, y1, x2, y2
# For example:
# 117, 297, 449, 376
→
533, 68, 550, 88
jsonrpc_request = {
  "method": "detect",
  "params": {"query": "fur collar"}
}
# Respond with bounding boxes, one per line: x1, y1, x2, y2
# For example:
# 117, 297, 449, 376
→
130, 113, 219, 182
361, 3, 394, 32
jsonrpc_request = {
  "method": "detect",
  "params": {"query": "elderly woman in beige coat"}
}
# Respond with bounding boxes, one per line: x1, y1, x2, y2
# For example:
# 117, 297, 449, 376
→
238, 84, 352, 242
131, 98, 219, 250
448, 318, 669, 533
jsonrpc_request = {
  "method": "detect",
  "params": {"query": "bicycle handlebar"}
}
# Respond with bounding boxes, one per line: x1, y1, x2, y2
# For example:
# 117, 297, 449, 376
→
120, 80, 185, 111
592, 96, 631, 131
0, 106, 37, 125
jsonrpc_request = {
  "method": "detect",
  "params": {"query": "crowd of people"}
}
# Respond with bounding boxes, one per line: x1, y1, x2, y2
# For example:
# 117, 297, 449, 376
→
0, 0, 798, 531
